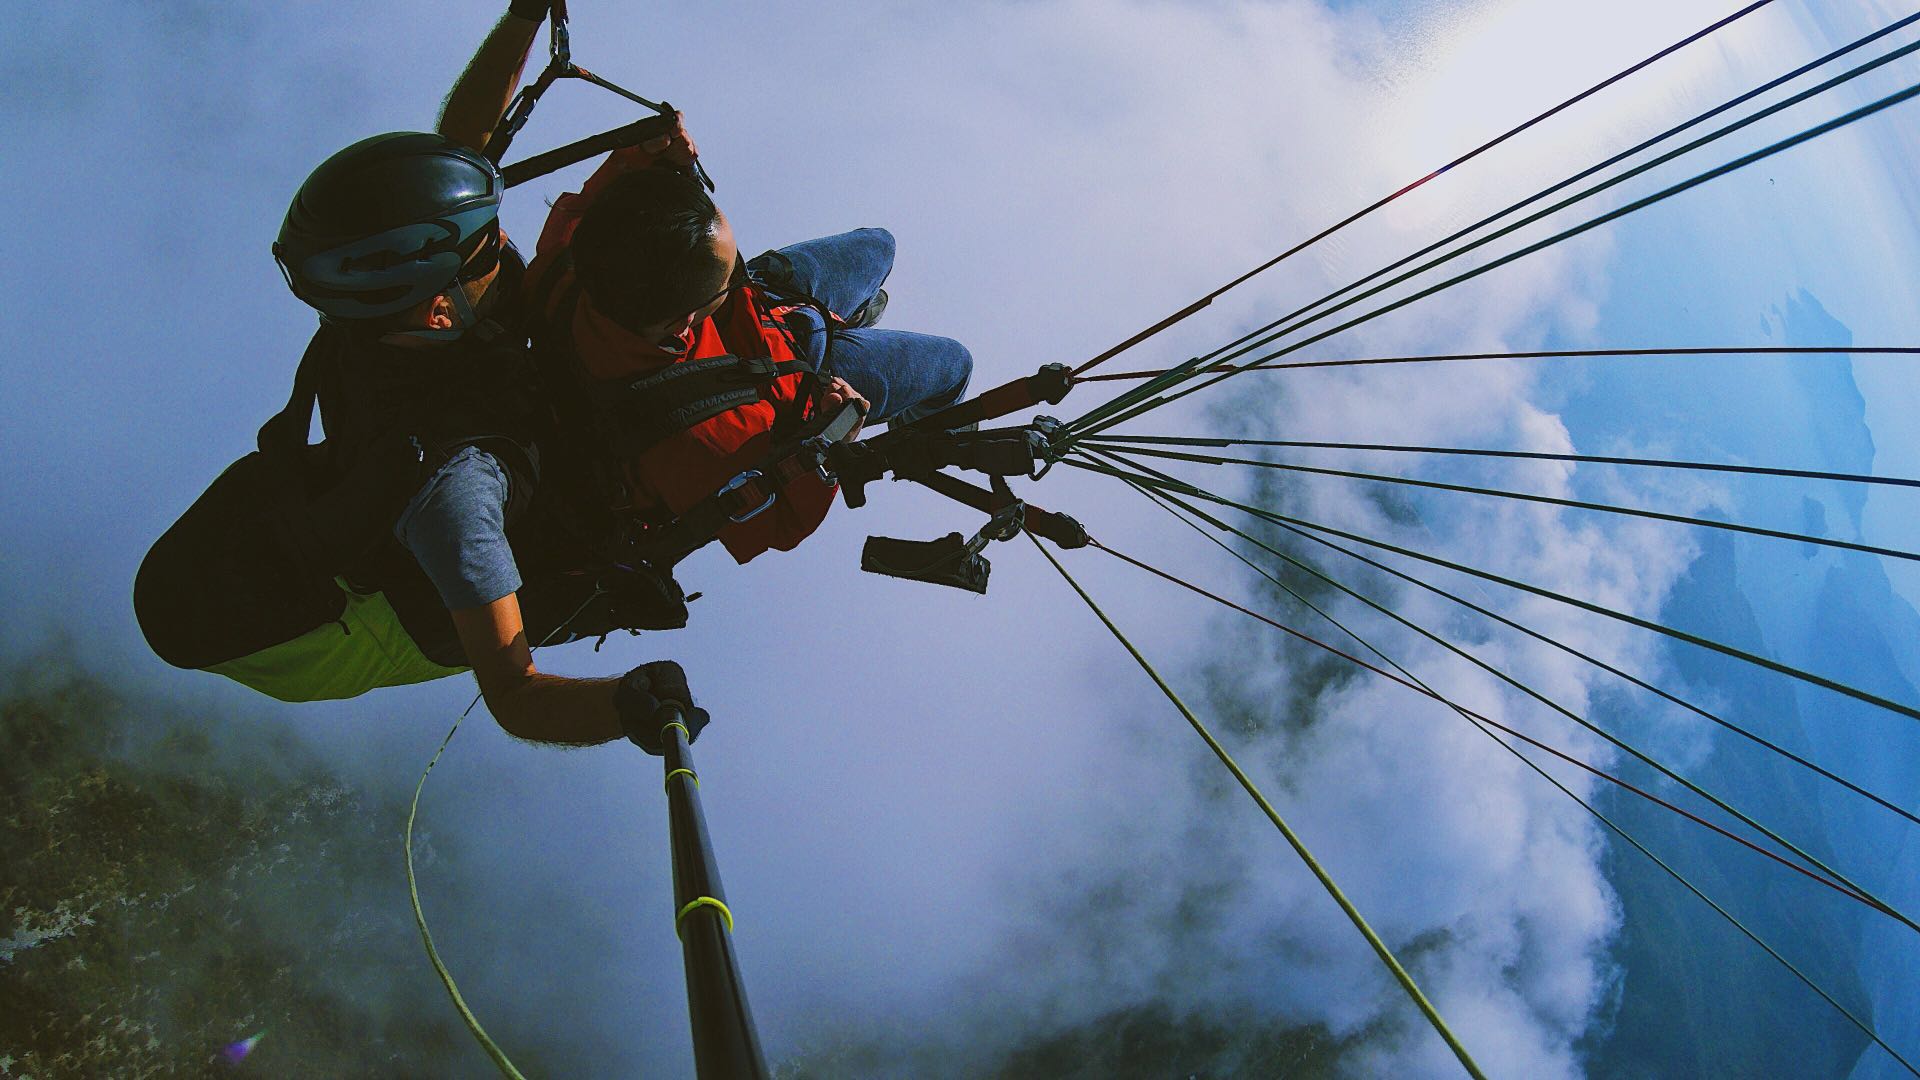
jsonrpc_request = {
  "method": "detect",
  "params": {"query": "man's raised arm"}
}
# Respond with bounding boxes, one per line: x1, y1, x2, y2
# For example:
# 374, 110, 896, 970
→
438, 1, 548, 154
450, 594, 709, 753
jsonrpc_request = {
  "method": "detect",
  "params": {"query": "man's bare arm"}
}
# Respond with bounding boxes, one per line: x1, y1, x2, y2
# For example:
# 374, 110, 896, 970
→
438, 6, 544, 154
451, 591, 626, 746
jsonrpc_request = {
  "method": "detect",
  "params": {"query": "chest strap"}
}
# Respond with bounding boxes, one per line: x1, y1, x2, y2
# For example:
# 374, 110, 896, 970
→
592, 353, 814, 458
633, 401, 864, 568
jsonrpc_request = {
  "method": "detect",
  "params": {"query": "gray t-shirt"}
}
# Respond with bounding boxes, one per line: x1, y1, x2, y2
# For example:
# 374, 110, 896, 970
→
392, 445, 522, 610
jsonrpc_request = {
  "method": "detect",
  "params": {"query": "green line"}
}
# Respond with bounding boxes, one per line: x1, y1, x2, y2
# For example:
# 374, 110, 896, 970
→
1087, 430, 1920, 491
406, 695, 529, 1080
1481, 706, 1917, 1077
1114, 478, 1919, 1076
1061, 78, 1920, 444
1084, 440, 1920, 563
1091, 447, 1920, 828
1117, 470, 1915, 822
1065, 63, 1920, 441
405, 596, 603, 1079
1094, 452, 1899, 913
1105, 35, 1920, 412
1063, 455, 1920, 724
1083, 446, 1920, 921
1128, 479, 1916, 1069
1067, 353, 1215, 436
1556, 769, 1920, 1078
1088, 452, 1917, 930
1027, 533, 1488, 1079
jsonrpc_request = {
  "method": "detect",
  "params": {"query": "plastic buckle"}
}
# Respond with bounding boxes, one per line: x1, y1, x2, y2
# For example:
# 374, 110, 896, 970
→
804, 435, 843, 487
719, 471, 775, 523
1031, 363, 1075, 405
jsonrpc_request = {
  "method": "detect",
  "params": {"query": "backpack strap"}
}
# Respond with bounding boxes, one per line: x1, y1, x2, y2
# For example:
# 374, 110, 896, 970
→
525, 250, 635, 540
257, 327, 334, 457
589, 353, 814, 458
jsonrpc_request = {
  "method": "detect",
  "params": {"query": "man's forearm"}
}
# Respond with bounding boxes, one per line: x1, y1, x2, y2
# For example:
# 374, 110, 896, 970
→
438, 11, 543, 153
486, 671, 625, 746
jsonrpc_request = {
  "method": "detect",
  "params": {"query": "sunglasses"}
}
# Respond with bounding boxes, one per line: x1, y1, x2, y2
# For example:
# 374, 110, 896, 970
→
617, 252, 749, 336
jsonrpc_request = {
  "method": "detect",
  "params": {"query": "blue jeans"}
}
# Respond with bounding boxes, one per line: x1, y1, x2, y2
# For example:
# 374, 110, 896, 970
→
748, 228, 972, 425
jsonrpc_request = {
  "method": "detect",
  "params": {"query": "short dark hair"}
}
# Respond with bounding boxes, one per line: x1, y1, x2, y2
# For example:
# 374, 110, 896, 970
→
569, 166, 722, 328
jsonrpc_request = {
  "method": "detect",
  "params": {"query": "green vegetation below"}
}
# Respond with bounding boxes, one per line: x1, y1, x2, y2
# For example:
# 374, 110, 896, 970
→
0, 658, 471, 1077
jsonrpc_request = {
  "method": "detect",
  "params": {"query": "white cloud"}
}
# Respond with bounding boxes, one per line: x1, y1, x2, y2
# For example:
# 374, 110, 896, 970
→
4, 0, 1879, 1074
587, 0, 1757, 1074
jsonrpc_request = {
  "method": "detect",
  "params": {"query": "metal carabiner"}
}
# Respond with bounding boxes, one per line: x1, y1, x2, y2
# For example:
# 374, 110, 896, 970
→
718, 471, 776, 523
549, 8, 572, 66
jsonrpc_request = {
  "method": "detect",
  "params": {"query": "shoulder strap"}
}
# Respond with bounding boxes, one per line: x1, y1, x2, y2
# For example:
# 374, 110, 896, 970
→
257, 326, 336, 458
593, 353, 813, 458
526, 248, 579, 333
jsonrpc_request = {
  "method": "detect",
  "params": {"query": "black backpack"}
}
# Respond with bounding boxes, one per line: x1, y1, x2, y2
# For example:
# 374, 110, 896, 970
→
135, 311, 688, 675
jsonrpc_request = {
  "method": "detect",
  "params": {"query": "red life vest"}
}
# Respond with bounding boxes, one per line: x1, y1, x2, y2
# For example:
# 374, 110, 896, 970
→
526, 149, 838, 565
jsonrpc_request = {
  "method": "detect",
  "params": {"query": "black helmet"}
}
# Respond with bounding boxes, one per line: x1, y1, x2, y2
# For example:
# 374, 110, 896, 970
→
273, 132, 503, 327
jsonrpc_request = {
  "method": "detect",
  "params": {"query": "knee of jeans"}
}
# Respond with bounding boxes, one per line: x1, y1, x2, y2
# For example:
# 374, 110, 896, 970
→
856, 227, 896, 262
941, 340, 974, 401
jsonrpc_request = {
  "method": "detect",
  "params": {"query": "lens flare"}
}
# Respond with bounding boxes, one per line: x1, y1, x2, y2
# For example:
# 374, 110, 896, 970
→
221, 1031, 264, 1064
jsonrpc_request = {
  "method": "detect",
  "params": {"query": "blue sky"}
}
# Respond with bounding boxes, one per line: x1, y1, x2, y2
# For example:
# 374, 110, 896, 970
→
4, 1, 1918, 1075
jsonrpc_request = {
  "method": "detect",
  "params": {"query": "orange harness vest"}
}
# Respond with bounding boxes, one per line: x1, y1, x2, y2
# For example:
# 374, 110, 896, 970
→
525, 254, 841, 566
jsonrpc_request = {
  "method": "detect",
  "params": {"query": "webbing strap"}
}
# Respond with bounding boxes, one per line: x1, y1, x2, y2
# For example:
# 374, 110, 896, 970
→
912, 471, 1090, 549
502, 114, 675, 189
256, 329, 330, 456
898, 363, 1073, 434
597, 354, 814, 458
634, 402, 864, 567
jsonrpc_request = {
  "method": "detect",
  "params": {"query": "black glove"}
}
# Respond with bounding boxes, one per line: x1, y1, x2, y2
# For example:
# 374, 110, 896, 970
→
614, 660, 709, 755
507, 0, 551, 23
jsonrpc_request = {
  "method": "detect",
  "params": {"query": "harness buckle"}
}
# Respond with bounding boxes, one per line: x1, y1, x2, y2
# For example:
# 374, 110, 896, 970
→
717, 471, 775, 523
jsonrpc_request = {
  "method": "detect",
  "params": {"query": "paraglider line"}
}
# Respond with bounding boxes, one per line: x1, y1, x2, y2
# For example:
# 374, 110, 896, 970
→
1075, 345, 1920, 382
1109, 478, 1920, 1076
1088, 480, 1903, 925
1116, 472, 1920, 830
1028, 532, 1490, 1079
1065, 74, 1920, 442
1107, 13, 1920, 395
1069, 0, 1782, 377
1084, 431, 1920, 492
1081, 440, 1920, 563
1059, 455, 1920, 724
405, 592, 604, 1079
